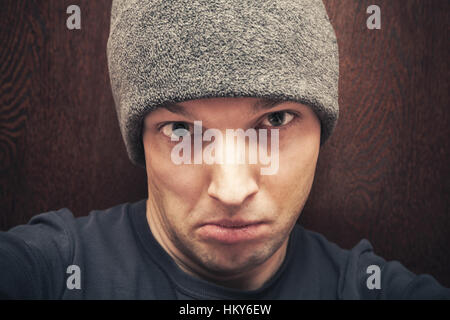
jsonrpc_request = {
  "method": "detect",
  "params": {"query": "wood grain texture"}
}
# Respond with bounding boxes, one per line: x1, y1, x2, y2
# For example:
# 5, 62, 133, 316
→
0, 0, 449, 287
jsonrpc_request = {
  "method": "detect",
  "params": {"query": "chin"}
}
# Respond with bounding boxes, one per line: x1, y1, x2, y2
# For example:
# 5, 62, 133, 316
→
196, 245, 272, 275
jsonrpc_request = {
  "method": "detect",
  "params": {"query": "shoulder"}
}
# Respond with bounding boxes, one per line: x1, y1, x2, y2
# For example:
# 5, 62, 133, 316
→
284, 225, 372, 298
7, 208, 77, 256
6, 200, 144, 257
292, 224, 374, 269
1, 200, 145, 299
72, 200, 145, 244
291, 225, 450, 299
9, 201, 135, 236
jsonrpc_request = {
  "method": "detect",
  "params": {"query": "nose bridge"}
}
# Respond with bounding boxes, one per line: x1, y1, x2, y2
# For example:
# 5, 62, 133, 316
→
207, 133, 259, 206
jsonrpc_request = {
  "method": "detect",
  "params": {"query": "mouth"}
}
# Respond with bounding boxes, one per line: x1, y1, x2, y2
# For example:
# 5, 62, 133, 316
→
197, 219, 268, 245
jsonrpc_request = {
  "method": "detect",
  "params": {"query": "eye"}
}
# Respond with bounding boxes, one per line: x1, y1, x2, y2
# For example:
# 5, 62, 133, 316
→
261, 111, 295, 127
160, 122, 192, 139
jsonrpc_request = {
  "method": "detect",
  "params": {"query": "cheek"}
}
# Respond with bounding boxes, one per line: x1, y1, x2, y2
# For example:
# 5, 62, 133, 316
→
281, 121, 320, 181
263, 133, 319, 212
144, 138, 205, 208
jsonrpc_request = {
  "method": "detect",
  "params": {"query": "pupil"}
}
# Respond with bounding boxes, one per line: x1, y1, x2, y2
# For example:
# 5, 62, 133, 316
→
269, 112, 285, 126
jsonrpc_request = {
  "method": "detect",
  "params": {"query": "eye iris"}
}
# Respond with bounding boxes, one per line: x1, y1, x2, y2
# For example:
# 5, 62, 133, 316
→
173, 122, 187, 130
268, 112, 285, 126
172, 122, 189, 137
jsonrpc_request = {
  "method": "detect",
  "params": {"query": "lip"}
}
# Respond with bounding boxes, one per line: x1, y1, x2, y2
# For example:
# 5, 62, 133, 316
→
197, 219, 267, 245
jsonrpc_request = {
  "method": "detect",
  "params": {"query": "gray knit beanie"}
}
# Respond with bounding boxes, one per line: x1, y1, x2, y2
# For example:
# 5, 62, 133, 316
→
107, 0, 339, 167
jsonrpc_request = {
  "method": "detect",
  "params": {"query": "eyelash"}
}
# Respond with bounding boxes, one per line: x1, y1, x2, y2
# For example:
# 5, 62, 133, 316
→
158, 111, 300, 140
256, 111, 300, 131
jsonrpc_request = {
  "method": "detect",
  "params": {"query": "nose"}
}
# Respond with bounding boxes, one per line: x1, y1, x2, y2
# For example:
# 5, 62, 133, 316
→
207, 162, 259, 207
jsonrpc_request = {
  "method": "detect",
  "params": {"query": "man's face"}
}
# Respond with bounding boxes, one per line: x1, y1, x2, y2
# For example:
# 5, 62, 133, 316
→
142, 97, 321, 280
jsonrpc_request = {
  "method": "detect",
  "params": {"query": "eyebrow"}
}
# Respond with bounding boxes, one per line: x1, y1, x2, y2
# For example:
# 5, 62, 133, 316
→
160, 98, 285, 118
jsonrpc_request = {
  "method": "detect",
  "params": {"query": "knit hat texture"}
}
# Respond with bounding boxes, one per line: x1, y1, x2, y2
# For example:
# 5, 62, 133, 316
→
107, 0, 339, 167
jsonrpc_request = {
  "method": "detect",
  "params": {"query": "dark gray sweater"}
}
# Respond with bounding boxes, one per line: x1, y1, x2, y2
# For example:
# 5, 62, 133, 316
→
0, 199, 449, 299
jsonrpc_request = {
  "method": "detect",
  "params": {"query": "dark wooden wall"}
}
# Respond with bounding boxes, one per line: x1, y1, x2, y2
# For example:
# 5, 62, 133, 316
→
1, 0, 449, 287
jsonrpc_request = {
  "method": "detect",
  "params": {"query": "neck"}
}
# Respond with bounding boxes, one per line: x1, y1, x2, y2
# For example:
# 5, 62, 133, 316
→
145, 199, 289, 291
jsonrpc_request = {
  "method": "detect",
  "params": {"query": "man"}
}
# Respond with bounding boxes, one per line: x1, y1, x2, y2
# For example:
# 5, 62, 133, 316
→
0, 0, 449, 299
